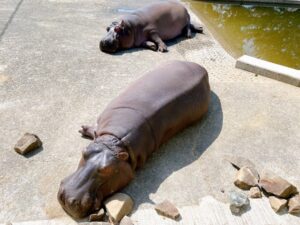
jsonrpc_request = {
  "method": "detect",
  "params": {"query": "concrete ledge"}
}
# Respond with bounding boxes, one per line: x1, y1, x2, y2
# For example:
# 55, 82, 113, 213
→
203, 0, 300, 7
236, 55, 300, 87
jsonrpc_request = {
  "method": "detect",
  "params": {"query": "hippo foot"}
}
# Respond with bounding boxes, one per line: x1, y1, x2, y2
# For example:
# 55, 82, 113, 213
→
190, 23, 204, 34
185, 26, 192, 38
79, 125, 96, 139
142, 41, 158, 51
158, 43, 168, 52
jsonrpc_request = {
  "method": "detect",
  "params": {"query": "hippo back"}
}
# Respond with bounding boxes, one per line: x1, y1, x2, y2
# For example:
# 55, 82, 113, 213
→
97, 61, 210, 169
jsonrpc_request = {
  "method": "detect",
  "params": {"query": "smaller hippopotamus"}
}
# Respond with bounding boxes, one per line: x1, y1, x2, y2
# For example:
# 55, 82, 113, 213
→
100, 1, 203, 53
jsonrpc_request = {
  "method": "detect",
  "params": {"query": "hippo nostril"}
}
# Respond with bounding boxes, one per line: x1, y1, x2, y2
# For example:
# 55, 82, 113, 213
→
68, 198, 77, 206
100, 40, 106, 51
58, 189, 66, 204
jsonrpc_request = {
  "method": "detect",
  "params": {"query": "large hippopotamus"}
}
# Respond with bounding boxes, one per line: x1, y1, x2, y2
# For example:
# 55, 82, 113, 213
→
58, 60, 210, 218
100, 1, 203, 53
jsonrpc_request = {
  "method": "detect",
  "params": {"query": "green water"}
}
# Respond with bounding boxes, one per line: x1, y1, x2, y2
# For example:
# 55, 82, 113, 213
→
187, 1, 300, 69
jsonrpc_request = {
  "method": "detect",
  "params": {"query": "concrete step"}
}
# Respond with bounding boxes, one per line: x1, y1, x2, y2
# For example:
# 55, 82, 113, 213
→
236, 55, 300, 87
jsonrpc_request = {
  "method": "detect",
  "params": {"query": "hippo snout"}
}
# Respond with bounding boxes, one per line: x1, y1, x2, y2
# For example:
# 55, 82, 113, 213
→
99, 38, 119, 53
58, 180, 101, 218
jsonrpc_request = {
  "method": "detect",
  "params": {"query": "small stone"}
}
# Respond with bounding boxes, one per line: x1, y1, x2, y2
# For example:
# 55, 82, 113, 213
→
14, 133, 42, 155
269, 196, 287, 212
224, 155, 255, 170
288, 195, 300, 214
259, 170, 298, 198
234, 166, 259, 190
155, 200, 180, 220
89, 208, 105, 222
120, 216, 134, 225
249, 187, 262, 198
228, 191, 250, 214
104, 193, 134, 223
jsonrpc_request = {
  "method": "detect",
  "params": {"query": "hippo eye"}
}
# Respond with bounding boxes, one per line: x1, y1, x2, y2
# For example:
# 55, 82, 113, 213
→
98, 166, 113, 176
82, 149, 90, 159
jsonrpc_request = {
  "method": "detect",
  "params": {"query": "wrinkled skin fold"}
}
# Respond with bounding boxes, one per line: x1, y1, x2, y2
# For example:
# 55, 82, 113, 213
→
58, 60, 210, 218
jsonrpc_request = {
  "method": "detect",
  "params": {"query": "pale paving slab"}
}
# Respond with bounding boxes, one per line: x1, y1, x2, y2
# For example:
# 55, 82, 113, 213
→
236, 55, 300, 87
2, 196, 299, 225
131, 196, 300, 225
0, 0, 300, 224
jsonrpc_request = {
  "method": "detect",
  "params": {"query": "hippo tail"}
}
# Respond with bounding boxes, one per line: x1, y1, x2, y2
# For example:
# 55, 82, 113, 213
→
190, 23, 203, 34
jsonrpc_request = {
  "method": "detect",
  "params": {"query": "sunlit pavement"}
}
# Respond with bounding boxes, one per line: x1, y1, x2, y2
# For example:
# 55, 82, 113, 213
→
0, 0, 299, 224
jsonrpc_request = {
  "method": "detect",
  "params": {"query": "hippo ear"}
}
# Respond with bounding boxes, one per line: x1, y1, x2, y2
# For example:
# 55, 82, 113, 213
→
117, 151, 129, 161
106, 21, 118, 32
114, 26, 122, 33
120, 20, 125, 27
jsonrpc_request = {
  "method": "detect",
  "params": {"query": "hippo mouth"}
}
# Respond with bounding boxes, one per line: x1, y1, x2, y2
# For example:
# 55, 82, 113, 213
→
58, 189, 103, 218
58, 180, 105, 218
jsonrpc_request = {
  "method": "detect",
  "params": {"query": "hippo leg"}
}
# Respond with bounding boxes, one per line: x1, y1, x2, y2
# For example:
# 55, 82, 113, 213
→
184, 25, 192, 38
142, 41, 157, 51
149, 32, 168, 52
79, 125, 97, 139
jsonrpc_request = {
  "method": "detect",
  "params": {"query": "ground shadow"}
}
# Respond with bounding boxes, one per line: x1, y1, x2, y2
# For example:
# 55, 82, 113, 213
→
24, 146, 44, 158
123, 91, 223, 209
110, 32, 200, 55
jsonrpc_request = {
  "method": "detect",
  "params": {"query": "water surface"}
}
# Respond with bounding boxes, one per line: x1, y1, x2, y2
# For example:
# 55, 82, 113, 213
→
187, 1, 300, 69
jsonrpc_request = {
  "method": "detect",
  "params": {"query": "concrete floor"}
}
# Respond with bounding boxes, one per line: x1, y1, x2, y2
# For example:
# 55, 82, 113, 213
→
0, 0, 299, 224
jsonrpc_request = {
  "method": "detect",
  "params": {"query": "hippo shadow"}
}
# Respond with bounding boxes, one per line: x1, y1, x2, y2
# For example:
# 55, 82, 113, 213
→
111, 32, 199, 56
123, 91, 223, 210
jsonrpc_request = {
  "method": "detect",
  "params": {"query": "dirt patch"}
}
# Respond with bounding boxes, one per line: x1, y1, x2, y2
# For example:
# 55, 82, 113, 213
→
0, 74, 9, 84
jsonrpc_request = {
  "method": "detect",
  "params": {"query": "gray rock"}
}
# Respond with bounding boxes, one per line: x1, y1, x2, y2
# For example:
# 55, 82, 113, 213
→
228, 191, 250, 214
14, 133, 42, 155
155, 200, 180, 220
259, 170, 298, 198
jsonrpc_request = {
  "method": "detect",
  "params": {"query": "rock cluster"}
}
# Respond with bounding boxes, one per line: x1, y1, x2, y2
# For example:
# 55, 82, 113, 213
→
228, 157, 299, 215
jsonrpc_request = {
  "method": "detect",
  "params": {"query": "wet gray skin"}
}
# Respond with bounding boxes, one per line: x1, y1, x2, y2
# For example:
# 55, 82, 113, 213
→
57, 139, 133, 218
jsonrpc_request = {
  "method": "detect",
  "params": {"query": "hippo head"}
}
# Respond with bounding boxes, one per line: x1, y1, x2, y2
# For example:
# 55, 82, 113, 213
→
58, 139, 134, 218
100, 20, 134, 53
